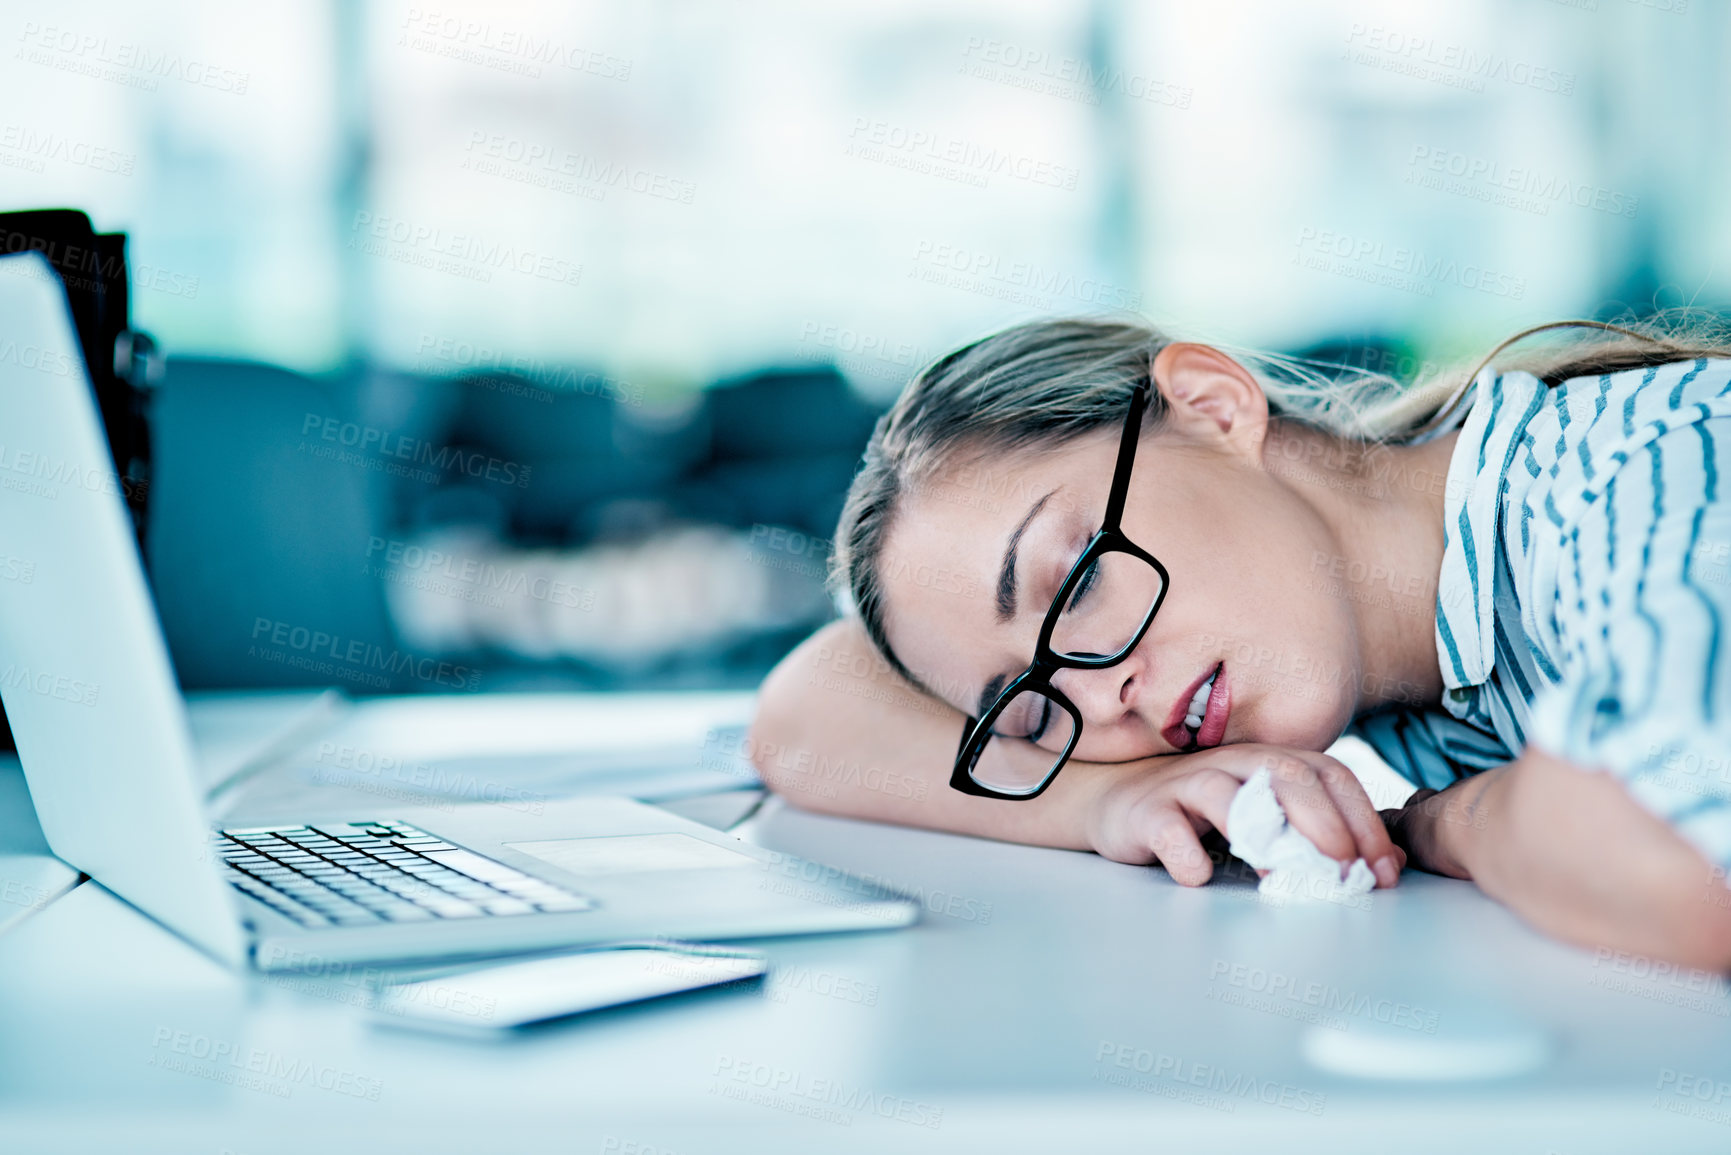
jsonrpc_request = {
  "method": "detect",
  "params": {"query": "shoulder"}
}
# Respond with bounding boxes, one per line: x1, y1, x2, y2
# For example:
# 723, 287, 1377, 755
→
1459, 358, 1731, 500
1471, 357, 1731, 429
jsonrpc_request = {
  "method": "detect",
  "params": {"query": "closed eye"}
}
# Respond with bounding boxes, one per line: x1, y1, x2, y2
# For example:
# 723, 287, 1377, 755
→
992, 693, 1052, 744
1064, 555, 1100, 614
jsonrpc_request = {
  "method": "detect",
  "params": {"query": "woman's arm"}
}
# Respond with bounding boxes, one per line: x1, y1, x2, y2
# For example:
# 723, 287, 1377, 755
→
1384, 749, 1731, 969
750, 618, 1404, 886
748, 619, 1121, 845
1390, 419, 1731, 968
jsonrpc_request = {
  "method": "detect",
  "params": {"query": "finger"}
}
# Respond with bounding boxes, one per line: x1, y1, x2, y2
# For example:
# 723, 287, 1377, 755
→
1379, 808, 1412, 857
1377, 808, 1422, 872
1309, 754, 1404, 886
1377, 789, 1433, 855
1174, 765, 1246, 839
1261, 753, 1356, 865
1143, 810, 1215, 887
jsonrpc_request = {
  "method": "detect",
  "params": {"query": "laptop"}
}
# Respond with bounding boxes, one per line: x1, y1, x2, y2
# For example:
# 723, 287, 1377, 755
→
0, 250, 916, 972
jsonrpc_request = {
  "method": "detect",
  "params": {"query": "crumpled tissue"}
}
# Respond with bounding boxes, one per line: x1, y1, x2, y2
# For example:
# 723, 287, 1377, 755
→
1226, 767, 1376, 903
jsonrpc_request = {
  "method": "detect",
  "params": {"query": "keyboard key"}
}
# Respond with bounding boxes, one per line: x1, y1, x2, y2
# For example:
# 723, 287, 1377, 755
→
377, 906, 438, 923
424, 900, 486, 918
217, 822, 589, 925
420, 849, 529, 882
534, 896, 594, 913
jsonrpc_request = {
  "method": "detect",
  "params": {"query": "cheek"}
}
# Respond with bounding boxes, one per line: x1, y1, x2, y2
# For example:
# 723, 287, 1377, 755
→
1138, 532, 1359, 743
1145, 472, 1332, 624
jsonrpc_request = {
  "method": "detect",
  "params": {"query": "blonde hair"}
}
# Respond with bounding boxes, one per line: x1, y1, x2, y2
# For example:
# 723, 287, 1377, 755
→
834, 312, 1731, 685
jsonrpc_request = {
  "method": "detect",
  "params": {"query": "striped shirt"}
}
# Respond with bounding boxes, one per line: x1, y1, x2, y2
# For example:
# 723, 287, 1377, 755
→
1352, 358, 1731, 869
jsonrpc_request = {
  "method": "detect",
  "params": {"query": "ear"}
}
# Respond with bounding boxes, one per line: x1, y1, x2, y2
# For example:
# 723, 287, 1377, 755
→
1150, 343, 1269, 460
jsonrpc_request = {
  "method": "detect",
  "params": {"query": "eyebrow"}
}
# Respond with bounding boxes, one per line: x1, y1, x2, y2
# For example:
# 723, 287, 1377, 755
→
978, 488, 1059, 718
976, 671, 1009, 721
995, 489, 1057, 624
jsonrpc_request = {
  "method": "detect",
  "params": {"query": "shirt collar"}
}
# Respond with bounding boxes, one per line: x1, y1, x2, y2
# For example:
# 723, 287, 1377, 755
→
1434, 367, 1544, 691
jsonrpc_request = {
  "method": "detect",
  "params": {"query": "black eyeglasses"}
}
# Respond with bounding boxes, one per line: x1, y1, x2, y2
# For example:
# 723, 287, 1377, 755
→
951, 379, 1168, 800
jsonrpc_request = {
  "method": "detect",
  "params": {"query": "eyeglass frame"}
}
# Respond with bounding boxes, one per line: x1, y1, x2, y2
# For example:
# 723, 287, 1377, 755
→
949, 376, 1169, 801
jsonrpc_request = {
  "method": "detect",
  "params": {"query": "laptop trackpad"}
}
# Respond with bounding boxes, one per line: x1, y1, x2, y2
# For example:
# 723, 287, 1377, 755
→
505, 833, 758, 877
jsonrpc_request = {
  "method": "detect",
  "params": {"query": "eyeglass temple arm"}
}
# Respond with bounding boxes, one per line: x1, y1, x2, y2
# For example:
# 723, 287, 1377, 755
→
1101, 380, 1150, 530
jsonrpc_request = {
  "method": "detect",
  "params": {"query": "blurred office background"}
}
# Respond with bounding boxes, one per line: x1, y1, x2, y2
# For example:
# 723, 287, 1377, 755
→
1, 0, 1726, 694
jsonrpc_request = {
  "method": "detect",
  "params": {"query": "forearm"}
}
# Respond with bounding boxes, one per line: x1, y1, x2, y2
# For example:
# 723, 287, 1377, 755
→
748, 619, 1149, 850
1429, 748, 1731, 968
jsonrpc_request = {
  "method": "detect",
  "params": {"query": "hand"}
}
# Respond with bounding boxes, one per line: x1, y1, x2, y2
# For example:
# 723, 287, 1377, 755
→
1378, 769, 1502, 880
1084, 743, 1407, 889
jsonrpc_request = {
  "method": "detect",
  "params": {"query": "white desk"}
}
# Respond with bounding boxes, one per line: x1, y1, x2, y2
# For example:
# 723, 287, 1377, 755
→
1, 693, 1729, 1154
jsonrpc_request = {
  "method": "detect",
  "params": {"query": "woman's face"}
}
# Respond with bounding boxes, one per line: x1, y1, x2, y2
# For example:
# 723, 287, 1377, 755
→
876, 344, 1364, 763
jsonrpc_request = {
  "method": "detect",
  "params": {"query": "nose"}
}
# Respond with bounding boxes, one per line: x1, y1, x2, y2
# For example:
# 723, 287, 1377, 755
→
1050, 659, 1138, 728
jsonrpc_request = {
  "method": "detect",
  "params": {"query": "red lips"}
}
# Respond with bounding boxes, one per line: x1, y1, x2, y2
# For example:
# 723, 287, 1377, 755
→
1162, 662, 1222, 751
1196, 665, 1231, 748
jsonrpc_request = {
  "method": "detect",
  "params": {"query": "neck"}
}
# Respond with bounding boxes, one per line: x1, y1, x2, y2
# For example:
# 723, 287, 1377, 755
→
1262, 419, 1460, 716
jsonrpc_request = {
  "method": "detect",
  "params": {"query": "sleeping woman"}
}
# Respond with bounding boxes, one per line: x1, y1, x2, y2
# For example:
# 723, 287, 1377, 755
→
748, 317, 1731, 968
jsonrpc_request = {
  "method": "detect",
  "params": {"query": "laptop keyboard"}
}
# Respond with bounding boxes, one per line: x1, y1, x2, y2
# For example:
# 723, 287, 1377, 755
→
214, 820, 593, 928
